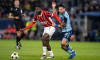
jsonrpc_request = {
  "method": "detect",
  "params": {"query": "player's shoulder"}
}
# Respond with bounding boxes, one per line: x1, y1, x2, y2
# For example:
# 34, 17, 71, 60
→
9, 7, 15, 13
64, 11, 68, 15
64, 11, 69, 17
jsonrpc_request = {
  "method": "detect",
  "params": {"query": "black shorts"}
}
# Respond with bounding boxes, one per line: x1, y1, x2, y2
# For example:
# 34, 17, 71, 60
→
14, 20, 25, 31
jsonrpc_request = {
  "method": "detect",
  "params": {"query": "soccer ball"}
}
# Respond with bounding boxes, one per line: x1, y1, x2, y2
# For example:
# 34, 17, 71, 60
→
11, 52, 19, 59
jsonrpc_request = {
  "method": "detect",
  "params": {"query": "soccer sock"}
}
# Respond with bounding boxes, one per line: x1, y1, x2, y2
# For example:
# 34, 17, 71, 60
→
48, 50, 54, 56
68, 45, 73, 51
16, 36, 20, 46
19, 33, 25, 41
65, 44, 72, 54
43, 46, 47, 56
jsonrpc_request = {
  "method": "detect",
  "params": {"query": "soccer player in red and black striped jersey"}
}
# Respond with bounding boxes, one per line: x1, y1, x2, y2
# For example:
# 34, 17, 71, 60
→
21, 5, 62, 59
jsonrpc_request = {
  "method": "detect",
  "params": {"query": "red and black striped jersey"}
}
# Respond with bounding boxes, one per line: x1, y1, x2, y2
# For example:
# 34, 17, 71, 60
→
25, 11, 61, 30
33, 11, 56, 27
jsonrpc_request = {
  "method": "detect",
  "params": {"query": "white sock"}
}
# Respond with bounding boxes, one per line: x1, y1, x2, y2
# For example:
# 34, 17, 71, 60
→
43, 46, 47, 56
48, 50, 54, 56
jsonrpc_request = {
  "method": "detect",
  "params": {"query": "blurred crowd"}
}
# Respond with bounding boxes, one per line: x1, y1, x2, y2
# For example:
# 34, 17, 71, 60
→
0, 0, 100, 41
0, 0, 100, 18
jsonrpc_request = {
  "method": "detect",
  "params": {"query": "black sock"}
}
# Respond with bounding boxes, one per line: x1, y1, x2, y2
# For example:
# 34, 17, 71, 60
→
19, 33, 25, 41
16, 36, 20, 46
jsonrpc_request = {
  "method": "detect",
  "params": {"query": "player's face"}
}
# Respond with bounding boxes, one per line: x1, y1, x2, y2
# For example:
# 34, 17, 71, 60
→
14, 1, 19, 7
35, 7, 42, 15
59, 7, 65, 14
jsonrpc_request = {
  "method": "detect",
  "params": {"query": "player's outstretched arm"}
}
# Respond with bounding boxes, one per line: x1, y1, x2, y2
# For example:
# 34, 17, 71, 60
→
25, 22, 36, 30
52, 22, 66, 28
52, 2, 57, 14
52, 14, 61, 23
20, 22, 36, 32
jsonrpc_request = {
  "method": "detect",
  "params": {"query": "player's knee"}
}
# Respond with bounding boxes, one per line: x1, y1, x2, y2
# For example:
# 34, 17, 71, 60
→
61, 43, 65, 49
24, 30, 28, 35
17, 31, 21, 37
42, 37, 47, 44
42, 37, 46, 41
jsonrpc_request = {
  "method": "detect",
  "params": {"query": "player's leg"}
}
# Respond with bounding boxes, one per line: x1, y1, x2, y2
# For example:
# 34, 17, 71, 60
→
61, 39, 75, 59
16, 31, 22, 49
19, 20, 27, 41
46, 40, 54, 58
41, 26, 55, 59
18, 30, 28, 47
15, 21, 22, 49
18, 21, 28, 47
41, 33, 49, 59
61, 31, 76, 59
61, 39, 72, 54
19, 30, 28, 40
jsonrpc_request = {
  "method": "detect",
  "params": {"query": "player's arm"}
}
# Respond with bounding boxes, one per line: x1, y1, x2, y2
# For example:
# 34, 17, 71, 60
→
20, 16, 37, 31
25, 22, 36, 30
52, 14, 66, 28
52, 22, 66, 28
52, 15, 67, 28
52, 14, 61, 23
55, 16, 67, 28
46, 11, 61, 23
8, 8, 19, 19
8, 13, 19, 19
52, 2, 57, 14
46, 11, 65, 28
8, 13, 14, 19
52, 22, 61, 27
20, 21, 36, 32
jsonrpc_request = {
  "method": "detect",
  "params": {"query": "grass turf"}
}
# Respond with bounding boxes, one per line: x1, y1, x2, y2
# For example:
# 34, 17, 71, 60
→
0, 40, 100, 60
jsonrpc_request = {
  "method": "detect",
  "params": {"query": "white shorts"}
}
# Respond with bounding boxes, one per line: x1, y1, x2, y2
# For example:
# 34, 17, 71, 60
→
43, 26, 55, 39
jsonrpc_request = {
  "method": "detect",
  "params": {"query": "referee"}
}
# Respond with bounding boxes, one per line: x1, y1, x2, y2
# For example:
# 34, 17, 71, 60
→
8, 0, 28, 49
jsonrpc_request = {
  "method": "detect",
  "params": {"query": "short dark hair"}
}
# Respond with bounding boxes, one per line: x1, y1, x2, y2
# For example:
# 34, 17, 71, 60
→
59, 4, 65, 8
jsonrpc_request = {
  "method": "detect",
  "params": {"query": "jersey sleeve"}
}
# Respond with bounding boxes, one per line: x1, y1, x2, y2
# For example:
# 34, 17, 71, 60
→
25, 15, 37, 30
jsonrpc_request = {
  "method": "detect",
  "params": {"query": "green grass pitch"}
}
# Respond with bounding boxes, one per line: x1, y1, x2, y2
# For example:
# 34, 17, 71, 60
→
0, 40, 100, 60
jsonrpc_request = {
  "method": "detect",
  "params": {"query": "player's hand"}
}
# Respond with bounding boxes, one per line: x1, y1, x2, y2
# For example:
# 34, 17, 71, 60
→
52, 22, 56, 27
60, 22, 66, 28
20, 28, 25, 32
52, 2, 56, 8
15, 17, 19, 19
